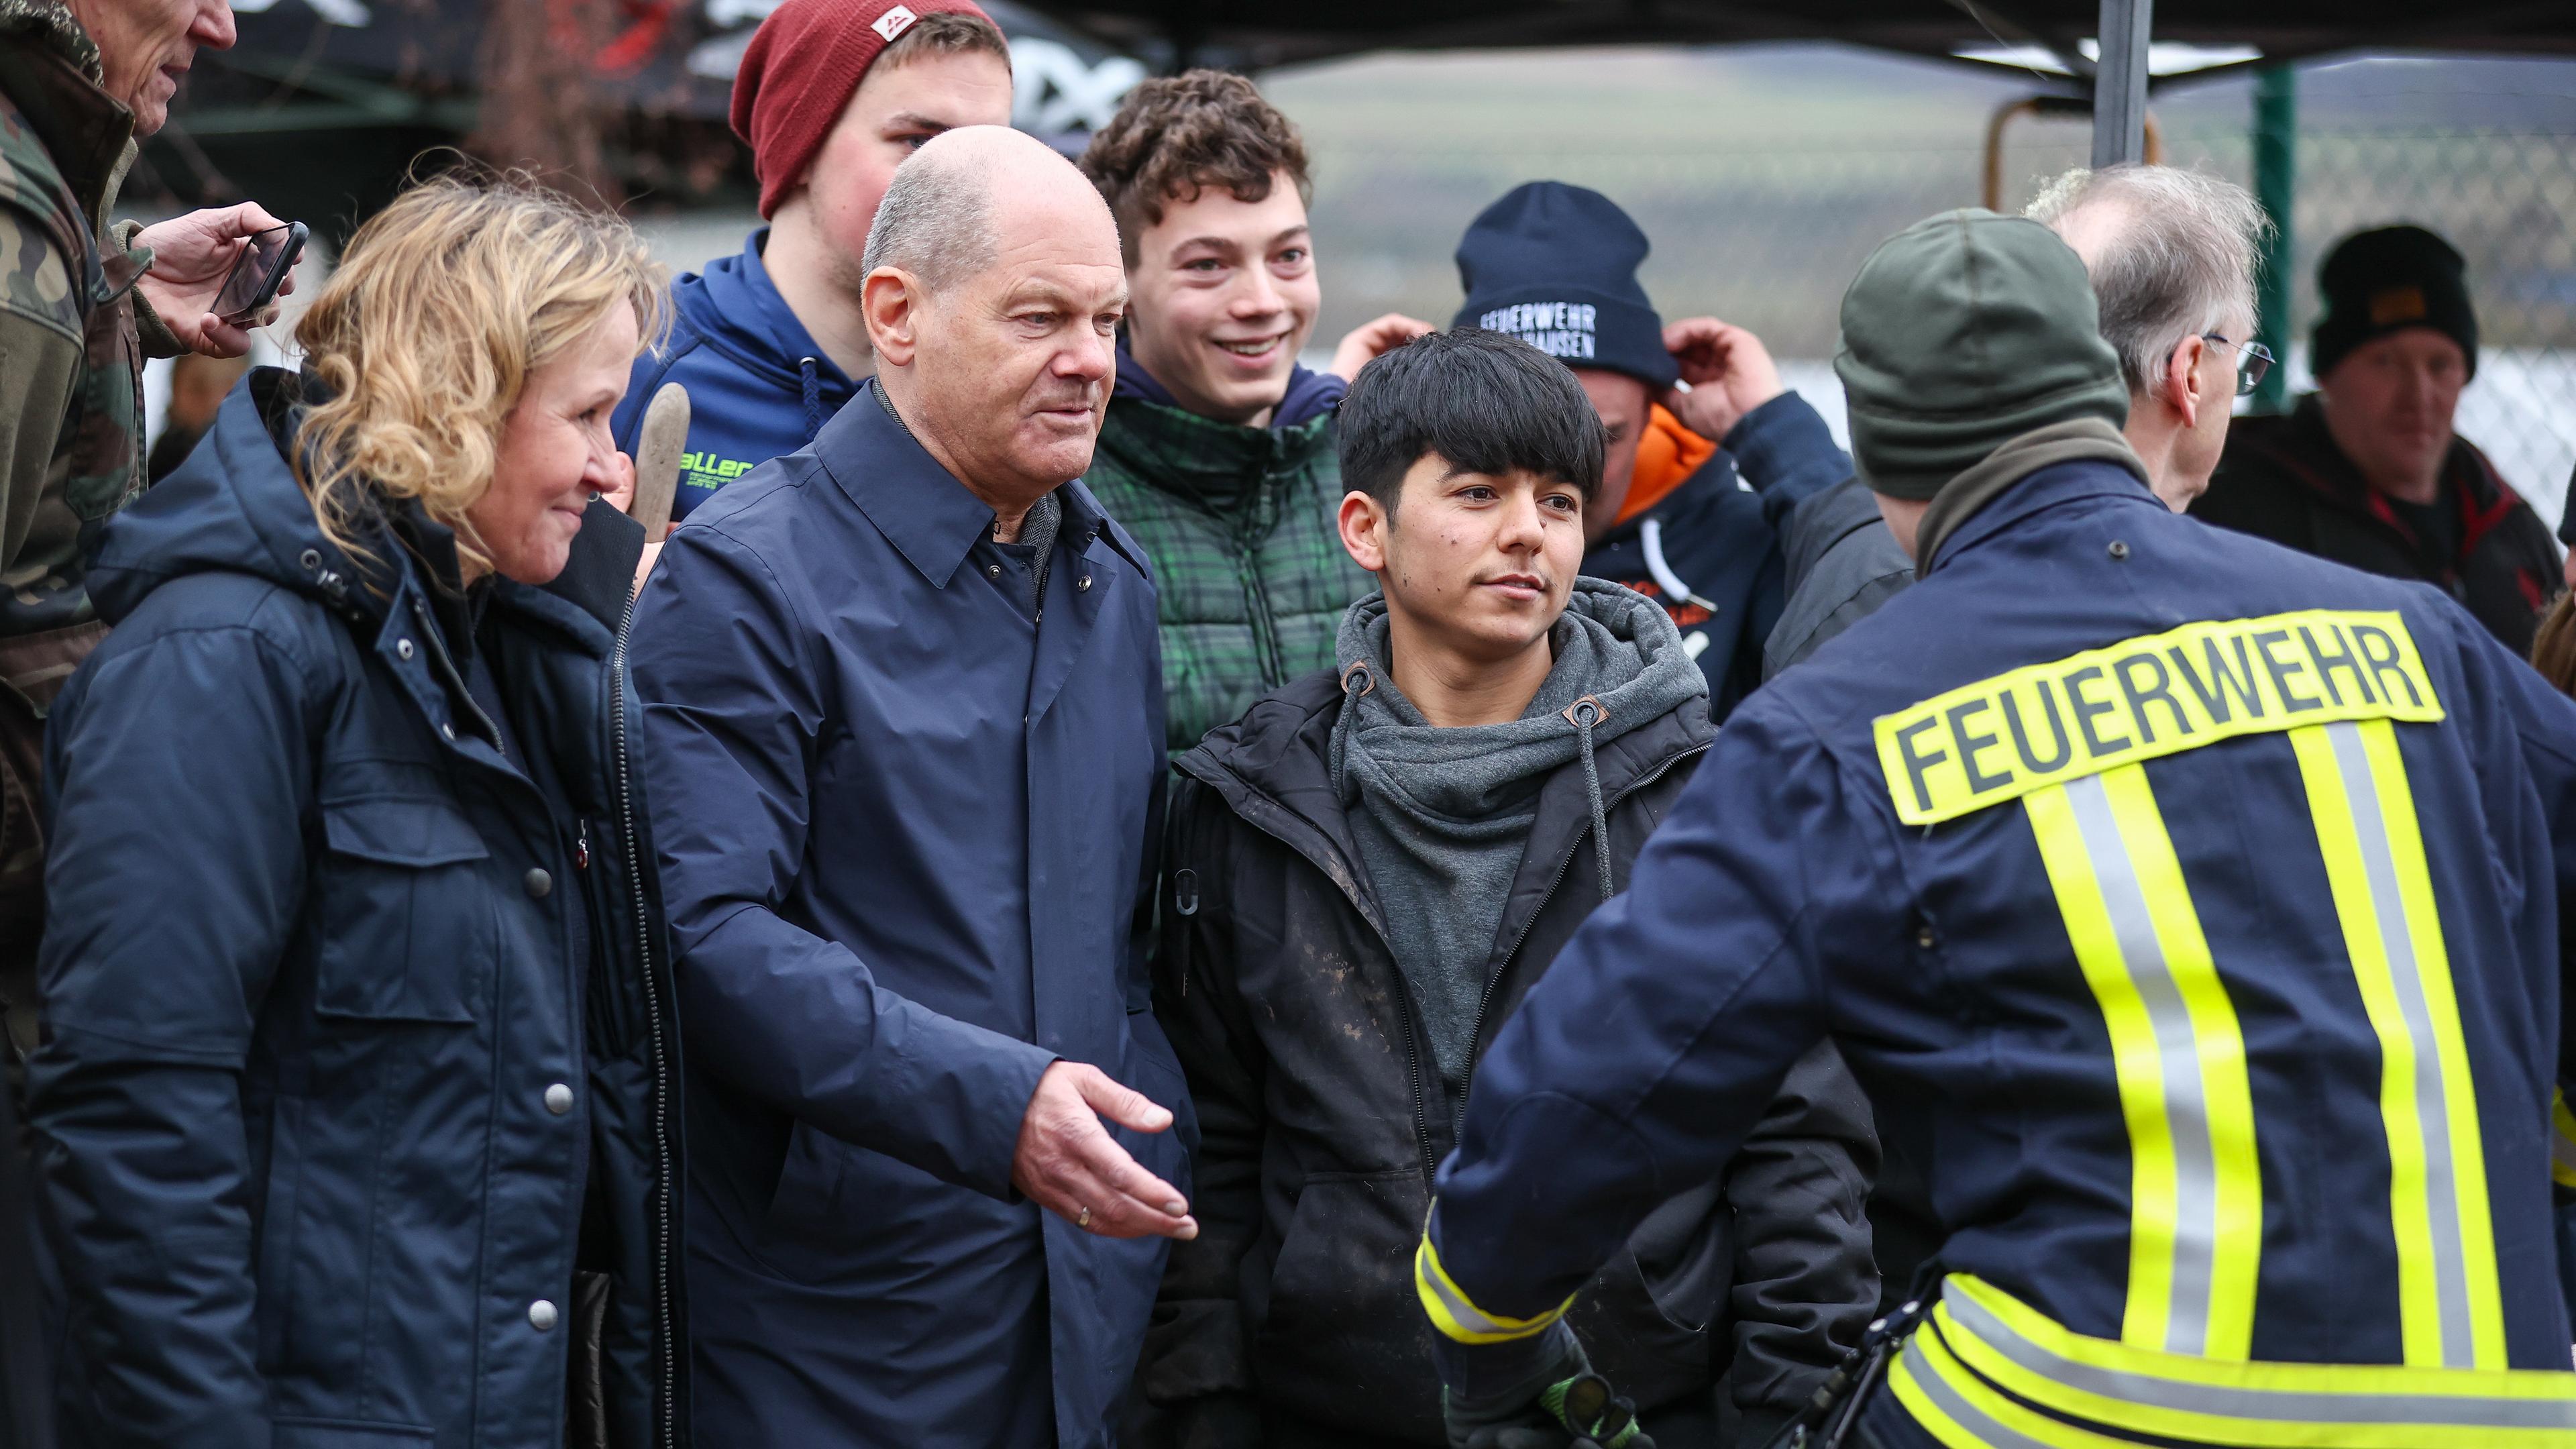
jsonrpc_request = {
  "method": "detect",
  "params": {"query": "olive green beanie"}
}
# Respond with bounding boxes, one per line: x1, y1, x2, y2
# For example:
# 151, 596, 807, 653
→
1835, 209, 2132, 500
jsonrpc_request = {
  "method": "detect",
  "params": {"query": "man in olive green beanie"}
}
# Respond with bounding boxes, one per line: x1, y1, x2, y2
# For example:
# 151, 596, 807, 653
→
1834, 208, 2141, 566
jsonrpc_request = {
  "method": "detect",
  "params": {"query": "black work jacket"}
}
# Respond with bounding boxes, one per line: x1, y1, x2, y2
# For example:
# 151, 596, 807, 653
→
2195, 396, 2558, 655
1144, 669, 1878, 1447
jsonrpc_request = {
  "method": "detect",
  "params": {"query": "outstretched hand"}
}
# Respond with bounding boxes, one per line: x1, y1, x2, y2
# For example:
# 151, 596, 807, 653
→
1660, 316, 1783, 443
1330, 313, 1438, 382
1012, 1061, 1197, 1240
133, 203, 300, 358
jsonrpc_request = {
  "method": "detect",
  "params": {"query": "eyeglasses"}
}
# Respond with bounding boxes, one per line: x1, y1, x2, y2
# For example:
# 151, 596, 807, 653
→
2202, 333, 2276, 396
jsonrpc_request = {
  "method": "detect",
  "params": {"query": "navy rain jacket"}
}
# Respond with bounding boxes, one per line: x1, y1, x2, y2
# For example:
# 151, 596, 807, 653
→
31, 370, 687, 1448
1424, 459, 2576, 1446
612, 229, 855, 525
630, 381, 1191, 1449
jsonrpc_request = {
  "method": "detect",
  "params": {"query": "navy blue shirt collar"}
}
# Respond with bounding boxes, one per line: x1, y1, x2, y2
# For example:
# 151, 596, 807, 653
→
818, 378, 1114, 589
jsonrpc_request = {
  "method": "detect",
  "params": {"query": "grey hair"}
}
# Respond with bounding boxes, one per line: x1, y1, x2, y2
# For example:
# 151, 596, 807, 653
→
2027, 164, 2273, 397
861, 148, 996, 292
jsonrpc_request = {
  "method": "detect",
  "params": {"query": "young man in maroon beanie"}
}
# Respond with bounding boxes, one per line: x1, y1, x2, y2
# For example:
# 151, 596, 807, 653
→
612, 0, 1012, 526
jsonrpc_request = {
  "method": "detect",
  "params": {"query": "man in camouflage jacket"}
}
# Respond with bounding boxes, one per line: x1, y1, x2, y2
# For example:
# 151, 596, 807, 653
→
2, 3, 284, 1442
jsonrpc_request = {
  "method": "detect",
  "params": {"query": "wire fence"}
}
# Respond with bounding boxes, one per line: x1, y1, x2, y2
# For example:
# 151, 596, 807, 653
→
1304, 121, 2576, 523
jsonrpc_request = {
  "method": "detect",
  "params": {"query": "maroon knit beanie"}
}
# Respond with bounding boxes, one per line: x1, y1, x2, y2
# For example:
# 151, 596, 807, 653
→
730, 0, 999, 219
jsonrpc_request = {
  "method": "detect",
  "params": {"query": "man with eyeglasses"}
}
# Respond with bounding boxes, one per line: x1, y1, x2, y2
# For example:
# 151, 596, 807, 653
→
2026, 164, 2274, 511
2195, 225, 2558, 655
1766, 166, 2279, 687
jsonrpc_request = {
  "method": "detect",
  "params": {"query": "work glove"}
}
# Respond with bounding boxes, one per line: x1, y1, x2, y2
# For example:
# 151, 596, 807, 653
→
1442, 1336, 1656, 1449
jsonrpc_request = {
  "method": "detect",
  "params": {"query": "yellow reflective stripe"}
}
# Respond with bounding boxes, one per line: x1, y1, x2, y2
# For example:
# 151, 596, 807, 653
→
1413, 1232, 1572, 1344
1876, 609, 2443, 824
2551, 1091, 2576, 1190
1891, 1319, 2141, 1449
1931, 1274, 2576, 1446
2293, 720, 2506, 1370
2026, 767, 2260, 1360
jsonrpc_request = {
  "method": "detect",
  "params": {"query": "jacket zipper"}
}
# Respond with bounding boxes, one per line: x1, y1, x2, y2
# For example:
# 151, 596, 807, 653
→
609, 587, 680, 1449
1453, 747, 1704, 1138
408, 588, 672, 1438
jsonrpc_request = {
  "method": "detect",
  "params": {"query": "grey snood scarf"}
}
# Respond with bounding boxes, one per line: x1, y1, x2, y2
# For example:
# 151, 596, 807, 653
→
1329, 578, 1707, 1099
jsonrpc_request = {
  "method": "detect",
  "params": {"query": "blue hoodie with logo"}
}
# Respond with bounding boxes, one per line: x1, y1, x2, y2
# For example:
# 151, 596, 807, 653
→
614, 228, 856, 523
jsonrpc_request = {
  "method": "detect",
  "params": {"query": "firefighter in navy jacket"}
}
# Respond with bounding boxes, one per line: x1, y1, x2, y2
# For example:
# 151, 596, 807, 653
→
1415, 211, 2576, 1449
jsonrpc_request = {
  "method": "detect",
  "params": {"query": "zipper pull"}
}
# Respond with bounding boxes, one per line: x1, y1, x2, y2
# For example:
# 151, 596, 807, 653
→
575, 820, 591, 871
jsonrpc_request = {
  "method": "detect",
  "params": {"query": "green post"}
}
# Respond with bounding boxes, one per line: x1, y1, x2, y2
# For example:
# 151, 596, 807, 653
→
2251, 65, 2297, 413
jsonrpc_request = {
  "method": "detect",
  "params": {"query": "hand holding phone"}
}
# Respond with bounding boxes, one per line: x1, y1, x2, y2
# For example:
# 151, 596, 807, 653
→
133, 203, 306, 359
215, 221, 308, 325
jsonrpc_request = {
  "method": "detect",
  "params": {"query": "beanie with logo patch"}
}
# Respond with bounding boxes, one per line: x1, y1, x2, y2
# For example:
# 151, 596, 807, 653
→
2310, 225, 2479, 382
1834, 209, 2131, 500
1450, 182, 1678, 390
731, 0, 997, 220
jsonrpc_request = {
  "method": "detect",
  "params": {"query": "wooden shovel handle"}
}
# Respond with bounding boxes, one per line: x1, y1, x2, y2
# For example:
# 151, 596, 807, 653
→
630, 382, 690, 540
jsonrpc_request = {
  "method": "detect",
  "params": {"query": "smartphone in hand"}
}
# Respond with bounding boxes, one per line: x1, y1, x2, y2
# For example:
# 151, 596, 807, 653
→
215, 221, 308, 325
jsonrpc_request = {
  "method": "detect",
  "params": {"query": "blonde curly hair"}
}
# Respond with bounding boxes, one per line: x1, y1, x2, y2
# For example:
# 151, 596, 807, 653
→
292, 171, 669, 574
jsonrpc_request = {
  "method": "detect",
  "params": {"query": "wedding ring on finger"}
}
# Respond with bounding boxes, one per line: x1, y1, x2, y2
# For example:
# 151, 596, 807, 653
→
1077, 1205, 1092, 1230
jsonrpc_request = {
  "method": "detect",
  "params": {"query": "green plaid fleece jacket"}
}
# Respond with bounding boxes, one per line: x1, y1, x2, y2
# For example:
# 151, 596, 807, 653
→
1085, 396, 1373, 762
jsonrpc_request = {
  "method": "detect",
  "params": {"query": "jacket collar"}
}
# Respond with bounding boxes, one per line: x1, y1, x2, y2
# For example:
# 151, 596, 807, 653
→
1181, 664, 1709, 941
2256, 393, 2524, 572
1110, 337, 1345, 428
1095, 392, 1336, 514
1919, 419, 2153, 576
1611, 403, 1719, 528
0, 0, 132, 228
820, 378, 1122, 588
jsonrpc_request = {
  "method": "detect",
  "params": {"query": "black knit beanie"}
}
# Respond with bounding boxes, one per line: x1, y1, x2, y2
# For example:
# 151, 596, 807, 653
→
1834, 210, 2131, 500
1451, 182, 1678, 391
2311, 225, 2478, 382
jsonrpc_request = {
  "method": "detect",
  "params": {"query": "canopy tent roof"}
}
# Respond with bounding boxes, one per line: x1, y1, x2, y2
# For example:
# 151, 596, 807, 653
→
1008, 0, 2576, 74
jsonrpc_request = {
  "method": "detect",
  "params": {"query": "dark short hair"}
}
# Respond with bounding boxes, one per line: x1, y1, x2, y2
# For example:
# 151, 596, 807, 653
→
1077, 70, 1311, 262
1337, 328, 1607, 515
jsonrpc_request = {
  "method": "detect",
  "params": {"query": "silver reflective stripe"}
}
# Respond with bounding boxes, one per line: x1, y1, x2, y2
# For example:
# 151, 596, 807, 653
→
1419, 1252, 1537, 1340
2064, 773, 2219, 1356
1902, 1336, 2068, 1449
2326, 719, 2475, 1368
1943, 1289, 2576, 1430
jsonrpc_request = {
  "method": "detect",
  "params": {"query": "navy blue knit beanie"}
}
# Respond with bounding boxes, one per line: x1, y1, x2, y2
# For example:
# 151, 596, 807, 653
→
1451, 182, 1677, 390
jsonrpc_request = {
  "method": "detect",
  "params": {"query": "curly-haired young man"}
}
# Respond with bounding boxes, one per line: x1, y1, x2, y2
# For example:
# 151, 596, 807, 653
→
1078, 70, 1429, 763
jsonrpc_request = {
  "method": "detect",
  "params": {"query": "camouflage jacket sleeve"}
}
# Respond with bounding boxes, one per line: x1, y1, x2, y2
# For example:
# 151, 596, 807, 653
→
107, 218, 181, 361
0, 198, 81, 577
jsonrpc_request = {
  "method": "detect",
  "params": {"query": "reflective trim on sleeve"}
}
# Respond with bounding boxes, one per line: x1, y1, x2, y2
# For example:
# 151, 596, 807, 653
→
1413, 1230, 1573, 1345
2292, 719, 2506, 1370
1907, 1273, 2576, 1447
2551, 1090, 2576, 1191
2025, 765, 2261, 1360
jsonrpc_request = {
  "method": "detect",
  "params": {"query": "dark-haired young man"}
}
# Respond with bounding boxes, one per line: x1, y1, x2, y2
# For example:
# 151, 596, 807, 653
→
1079, 70, 1430, 761
614, 0, 1012, 526
1144, 329, 1877, 1449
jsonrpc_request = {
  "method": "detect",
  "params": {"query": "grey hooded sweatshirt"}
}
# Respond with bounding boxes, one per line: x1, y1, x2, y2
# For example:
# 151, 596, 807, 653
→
1330, 577, 1710, 1097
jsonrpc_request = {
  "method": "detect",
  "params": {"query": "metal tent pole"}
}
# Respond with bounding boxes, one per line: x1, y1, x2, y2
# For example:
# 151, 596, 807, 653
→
2092, 0, 2153, 166
2252, 64, 2299, 413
